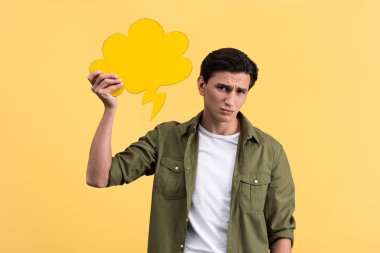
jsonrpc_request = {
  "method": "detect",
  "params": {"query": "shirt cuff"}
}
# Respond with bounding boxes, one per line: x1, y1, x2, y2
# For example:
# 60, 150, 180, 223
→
268, 229, 294, 248
106, 157, 123, 187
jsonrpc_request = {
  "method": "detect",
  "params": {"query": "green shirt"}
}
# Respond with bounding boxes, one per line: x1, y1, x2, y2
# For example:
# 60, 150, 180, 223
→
106, 111, 296, 253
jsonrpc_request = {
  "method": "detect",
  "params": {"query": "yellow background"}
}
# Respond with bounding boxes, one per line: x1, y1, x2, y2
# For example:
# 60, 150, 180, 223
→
1, 0, 379, 252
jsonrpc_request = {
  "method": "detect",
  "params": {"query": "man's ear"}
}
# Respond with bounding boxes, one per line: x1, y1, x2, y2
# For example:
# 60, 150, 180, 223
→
197, 76, 206, 96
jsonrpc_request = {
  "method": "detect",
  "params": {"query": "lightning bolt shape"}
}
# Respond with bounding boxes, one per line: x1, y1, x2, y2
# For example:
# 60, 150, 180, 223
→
142, 88, 166, 120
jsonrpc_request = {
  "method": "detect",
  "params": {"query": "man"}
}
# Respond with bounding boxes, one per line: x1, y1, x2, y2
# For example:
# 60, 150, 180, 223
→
86, 48, 296, 253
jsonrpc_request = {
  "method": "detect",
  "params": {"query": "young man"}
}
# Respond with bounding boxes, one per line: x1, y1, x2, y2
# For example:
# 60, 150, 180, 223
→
86, 48, 296, 253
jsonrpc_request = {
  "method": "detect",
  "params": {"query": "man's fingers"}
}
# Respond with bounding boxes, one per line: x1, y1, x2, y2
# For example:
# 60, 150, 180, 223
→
92, 78, 123, 93
92, 79, 122, 93
99, 78, 123, 89
102, 82, 124, 95
92, 73, 119, 89
93, 73, 118, 87
87, 70, 101, 84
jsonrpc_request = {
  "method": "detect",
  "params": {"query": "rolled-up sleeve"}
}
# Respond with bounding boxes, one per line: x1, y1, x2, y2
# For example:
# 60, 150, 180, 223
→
106, 126, 159, 187
264, 144, 296, 248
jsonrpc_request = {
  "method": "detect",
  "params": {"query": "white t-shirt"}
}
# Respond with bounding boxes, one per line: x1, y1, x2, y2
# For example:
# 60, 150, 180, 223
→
184, 124, 240, 253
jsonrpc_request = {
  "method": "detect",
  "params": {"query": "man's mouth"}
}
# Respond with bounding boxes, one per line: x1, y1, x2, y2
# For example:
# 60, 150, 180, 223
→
221, 108, 234, 114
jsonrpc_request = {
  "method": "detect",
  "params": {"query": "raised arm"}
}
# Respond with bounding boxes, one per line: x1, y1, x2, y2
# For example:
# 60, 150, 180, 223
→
86, 70, 123, 188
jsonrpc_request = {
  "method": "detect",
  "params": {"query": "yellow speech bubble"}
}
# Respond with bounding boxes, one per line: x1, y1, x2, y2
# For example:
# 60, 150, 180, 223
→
89, 18, 192, 120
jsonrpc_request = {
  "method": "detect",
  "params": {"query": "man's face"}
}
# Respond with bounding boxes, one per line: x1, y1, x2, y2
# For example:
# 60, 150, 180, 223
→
197, 71, 250, 124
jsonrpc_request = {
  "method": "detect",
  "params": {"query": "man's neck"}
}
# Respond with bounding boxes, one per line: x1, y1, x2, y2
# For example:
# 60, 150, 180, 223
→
200, 112, 241, 135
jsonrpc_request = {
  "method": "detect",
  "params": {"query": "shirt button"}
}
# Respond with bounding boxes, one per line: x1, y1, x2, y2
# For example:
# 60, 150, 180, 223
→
186, 217, 189, 222
254, 179, 258, 184
174, 166, 178, 170
180, 244, 184, 248
187, 167, 190, 170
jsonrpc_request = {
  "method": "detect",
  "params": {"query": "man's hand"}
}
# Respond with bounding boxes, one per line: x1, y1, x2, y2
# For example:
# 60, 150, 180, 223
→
87, 70, 123, 110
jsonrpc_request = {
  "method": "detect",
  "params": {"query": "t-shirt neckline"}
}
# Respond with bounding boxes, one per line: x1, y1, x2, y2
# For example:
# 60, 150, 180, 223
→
199, 124, 240, 139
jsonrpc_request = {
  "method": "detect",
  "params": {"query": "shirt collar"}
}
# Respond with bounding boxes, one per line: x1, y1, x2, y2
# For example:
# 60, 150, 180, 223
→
178, 110, 260, 144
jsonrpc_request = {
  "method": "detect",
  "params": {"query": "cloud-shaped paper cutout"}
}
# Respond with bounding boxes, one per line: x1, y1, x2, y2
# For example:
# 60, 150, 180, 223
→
89, 18, 192, 120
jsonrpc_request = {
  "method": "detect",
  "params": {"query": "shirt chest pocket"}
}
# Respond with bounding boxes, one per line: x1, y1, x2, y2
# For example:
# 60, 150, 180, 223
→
239, 173, 271, 215
157, 157, 186, 200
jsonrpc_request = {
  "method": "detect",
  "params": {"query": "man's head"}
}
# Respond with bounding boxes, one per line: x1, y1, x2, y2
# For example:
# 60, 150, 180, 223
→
200, 48, 258, 90
197, 48, 258, 126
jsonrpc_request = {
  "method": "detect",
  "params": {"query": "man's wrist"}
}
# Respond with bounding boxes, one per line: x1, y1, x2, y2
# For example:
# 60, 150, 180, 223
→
104, 107, 117, 114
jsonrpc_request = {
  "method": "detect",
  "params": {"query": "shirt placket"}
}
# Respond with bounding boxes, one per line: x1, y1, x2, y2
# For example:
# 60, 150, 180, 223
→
226, 133, 246, 253
181, 127, 199, 251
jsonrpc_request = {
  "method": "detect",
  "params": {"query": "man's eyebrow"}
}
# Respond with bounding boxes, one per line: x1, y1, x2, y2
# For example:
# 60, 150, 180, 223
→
236, 87, 248, 93
216, 83, 248, 93
216, 83, 231, 87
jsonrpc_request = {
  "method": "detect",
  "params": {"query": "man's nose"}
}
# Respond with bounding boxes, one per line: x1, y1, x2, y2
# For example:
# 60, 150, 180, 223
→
224, 93, 234, 107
